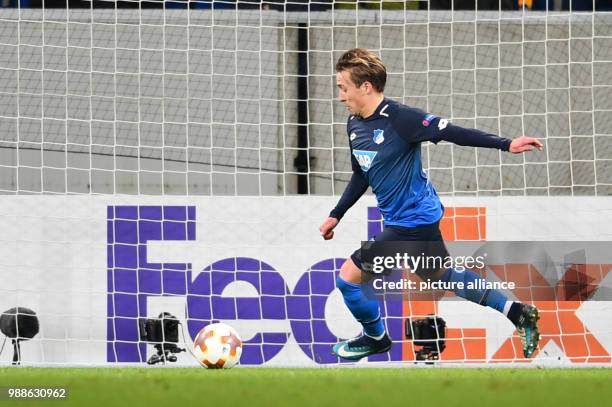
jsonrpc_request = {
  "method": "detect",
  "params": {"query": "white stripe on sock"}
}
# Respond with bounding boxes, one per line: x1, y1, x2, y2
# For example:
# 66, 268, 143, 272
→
502, 301, 514, 317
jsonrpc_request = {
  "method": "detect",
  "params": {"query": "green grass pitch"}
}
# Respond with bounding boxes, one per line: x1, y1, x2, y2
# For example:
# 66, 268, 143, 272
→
1, 368, 611, 407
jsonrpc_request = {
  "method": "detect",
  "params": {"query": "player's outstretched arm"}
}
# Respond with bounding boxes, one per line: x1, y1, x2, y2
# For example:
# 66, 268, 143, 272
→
509, 136, 544, 153
393, 106, 543, 155
421, 118, 545, 155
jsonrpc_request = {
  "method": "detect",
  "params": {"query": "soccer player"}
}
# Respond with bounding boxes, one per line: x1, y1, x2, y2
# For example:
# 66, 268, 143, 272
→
320, 48, 543, 361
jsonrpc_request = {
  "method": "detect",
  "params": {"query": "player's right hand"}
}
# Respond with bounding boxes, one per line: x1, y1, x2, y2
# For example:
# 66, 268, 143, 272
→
319, 217, 339, 240
509, 136, 544, 153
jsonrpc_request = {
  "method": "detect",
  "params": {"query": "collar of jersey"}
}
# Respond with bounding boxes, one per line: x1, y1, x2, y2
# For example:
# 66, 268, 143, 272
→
357, 97, 390, 121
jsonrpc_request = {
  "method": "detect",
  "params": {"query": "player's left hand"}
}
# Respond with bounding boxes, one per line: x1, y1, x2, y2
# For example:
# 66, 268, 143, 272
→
509, 136, 544, 153
319, 217, 339, 240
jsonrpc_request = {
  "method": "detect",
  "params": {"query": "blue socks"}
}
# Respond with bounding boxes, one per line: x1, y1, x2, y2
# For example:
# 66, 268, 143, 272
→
442, 268, 509, 314
336, 268, 512, 338
336, 275, 385, 338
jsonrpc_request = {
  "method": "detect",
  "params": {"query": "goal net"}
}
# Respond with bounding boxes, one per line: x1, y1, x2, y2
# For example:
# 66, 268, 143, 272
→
0, 1, 611, 366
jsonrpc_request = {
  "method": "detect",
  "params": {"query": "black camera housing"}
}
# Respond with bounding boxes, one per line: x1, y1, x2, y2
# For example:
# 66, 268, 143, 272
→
138, 312, 185, 365
405, 315, 446, 362
0, 307, 40, 365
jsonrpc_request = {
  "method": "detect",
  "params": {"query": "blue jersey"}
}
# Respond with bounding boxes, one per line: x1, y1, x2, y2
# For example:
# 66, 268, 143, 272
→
330, 98, 511, 227
348, 98, 443, 227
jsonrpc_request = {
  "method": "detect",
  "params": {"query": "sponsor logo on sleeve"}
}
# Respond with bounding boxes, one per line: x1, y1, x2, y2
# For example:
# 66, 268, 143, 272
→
422, 113, 437, 127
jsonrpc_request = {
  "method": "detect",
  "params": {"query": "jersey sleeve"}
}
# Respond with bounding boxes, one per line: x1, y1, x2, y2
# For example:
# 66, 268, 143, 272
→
329, 124, 369, 221
329, 170, 369, 221
391, 105, 512, 151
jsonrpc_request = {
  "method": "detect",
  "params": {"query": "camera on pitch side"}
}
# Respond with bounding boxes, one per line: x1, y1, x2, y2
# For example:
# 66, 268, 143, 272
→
138, 312, 185, 365
405, 315, 447, 363
0, 307, 40, 365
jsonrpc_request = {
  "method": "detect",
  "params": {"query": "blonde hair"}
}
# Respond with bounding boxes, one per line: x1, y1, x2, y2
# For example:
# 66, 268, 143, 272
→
335, 48, 387, 92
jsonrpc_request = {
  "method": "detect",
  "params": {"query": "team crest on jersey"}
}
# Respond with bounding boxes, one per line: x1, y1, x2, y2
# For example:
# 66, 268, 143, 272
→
350, 132, 357, 141
372, 129, 384, 144
352, 150, 378, 172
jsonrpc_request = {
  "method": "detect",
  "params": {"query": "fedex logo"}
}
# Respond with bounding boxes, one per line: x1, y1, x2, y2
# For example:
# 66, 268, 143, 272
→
107, 206, 611, 364
106, 205, 402, 365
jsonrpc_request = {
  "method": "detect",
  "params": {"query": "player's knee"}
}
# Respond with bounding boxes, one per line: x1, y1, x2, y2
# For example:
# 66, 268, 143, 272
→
338, 258, 362, 284
336, 264, 362, 294
335, 274, 361, 306
335, 273, 349, 293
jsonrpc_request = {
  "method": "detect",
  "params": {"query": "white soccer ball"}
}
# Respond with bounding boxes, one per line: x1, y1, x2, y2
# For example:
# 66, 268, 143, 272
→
193, 323, 243, 369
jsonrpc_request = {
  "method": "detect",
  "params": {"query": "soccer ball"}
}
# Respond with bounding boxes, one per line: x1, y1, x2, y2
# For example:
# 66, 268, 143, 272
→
193, 323, 243, 369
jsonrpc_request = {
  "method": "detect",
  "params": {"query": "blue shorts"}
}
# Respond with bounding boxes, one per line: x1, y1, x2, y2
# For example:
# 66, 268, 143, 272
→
351, 221, 450, 277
